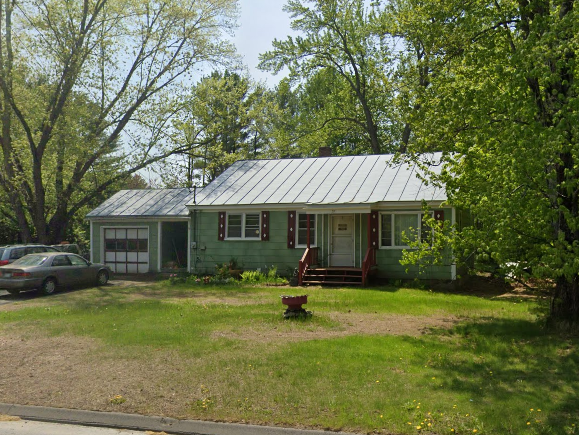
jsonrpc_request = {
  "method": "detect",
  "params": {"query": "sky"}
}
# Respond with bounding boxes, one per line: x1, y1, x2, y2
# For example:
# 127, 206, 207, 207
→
231, 0, 295, 86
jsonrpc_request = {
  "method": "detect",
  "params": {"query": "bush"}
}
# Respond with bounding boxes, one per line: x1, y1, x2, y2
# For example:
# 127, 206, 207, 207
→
239, 266, 288, 286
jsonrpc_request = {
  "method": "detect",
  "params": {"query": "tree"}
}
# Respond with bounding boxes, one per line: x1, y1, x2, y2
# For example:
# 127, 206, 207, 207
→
162, 71, 278, 186
0, 0, 237, 243
395, 0, 579, 325
259, 0, 396, 154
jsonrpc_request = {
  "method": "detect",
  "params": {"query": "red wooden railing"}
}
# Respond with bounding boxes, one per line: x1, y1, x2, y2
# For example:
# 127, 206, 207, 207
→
298, 247, 319, 285
362, 247, 377, 286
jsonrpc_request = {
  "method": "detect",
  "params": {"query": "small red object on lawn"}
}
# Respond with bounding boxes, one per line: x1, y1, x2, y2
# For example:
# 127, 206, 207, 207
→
281, 294, 307, 310
281, 295, 311, 318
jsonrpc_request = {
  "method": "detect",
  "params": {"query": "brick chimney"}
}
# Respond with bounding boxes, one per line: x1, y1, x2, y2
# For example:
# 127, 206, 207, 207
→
318, 147, 332, 157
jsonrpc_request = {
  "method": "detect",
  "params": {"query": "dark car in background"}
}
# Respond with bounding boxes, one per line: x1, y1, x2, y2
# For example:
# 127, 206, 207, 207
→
0, 244, 61, 266
0, 252, 111, 295
51, 243, 89, 259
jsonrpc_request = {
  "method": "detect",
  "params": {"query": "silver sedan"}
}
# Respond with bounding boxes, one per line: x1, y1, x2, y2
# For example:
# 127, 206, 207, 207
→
0, 252, 111, 295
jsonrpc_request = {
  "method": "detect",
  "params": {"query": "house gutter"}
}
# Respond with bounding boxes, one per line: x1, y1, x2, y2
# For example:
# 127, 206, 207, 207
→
186, 201, 447, 213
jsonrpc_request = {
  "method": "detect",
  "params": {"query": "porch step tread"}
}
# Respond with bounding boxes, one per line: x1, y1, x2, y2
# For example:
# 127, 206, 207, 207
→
302, 280, 363, 285
304, 274, 362, 279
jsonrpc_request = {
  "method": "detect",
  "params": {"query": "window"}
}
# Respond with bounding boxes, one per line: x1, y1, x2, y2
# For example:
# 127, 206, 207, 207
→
226, 213, 260, 239
380, 213, 432, 248
9, 248, 25, 260
68, 255, 88, 266
52, 255, 72, 267
297, 213, 316, 247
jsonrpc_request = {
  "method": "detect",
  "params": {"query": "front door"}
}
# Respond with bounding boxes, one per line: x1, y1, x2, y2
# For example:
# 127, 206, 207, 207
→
330, 215, 355, 267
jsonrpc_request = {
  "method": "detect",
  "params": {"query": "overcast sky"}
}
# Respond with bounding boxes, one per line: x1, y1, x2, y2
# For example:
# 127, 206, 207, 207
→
231, 0, 295, 86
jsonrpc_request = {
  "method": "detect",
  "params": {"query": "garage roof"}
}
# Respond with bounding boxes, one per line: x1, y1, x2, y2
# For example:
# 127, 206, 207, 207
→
87, 188, 195, 218
189, 153, 446, 209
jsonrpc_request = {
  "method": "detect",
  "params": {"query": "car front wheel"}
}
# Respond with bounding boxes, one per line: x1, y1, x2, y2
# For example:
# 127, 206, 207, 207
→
96, 270, 109, 286
41, 278, 57, 295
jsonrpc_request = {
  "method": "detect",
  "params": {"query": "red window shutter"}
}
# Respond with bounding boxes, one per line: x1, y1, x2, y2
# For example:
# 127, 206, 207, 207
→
368, 211, 379, 248
218, 212, 226, 241
434, 210, 445, 224
287, 211, 296, 248
261, 211, 270, 241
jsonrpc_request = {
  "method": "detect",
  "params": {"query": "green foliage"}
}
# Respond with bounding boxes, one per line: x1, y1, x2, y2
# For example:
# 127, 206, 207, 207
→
240, 266, 288, 285
392, 0, 579, 323
0, 0, 237, 243
260, 0, 398, 155
161, 71, 281, 186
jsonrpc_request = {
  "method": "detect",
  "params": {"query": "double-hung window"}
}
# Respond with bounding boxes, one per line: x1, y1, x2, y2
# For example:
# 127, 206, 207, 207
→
226, 213, 261, 239
380, 212, 432, 248
297, 213, 316, 247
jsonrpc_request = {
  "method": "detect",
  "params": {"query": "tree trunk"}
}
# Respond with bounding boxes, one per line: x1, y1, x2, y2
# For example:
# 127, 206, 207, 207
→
362, 103, 381, 154
0, 0, 32, 243
549, 276, 579, 327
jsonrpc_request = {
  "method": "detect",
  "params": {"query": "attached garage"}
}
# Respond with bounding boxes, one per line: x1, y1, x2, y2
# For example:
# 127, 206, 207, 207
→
87, 188, 195, 274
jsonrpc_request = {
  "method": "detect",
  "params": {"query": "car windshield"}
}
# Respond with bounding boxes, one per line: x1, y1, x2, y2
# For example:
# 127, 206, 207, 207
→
11, 255, 49, 266
0, 248, 4, 258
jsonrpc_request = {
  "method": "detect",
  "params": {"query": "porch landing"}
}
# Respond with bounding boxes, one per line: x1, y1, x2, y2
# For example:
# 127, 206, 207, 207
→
301, 267, 363, 286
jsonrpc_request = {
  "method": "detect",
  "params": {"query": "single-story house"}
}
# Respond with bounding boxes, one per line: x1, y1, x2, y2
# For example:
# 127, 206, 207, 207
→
87, 152, 462, 284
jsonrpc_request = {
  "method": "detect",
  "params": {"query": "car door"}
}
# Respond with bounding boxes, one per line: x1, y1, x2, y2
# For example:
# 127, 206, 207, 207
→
51, 255, 74, 286
67, 254, 93, 285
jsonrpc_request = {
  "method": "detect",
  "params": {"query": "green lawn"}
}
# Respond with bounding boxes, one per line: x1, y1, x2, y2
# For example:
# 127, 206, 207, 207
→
0, 282, 577, 435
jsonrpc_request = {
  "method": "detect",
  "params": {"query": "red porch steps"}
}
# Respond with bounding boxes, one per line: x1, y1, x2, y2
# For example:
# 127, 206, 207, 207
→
301, 267, 364, 286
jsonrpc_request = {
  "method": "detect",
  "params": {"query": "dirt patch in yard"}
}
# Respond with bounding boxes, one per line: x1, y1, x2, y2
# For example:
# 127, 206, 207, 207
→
212, 312, 457, 343
0, 309, 455, 420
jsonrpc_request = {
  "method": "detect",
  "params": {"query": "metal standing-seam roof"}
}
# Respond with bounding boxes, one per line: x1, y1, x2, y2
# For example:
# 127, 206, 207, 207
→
189, 153, 446, 210
87, 188, 196, 218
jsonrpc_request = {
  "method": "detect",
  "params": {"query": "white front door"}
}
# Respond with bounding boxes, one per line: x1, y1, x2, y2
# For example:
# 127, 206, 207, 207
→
330, 215, 355, 267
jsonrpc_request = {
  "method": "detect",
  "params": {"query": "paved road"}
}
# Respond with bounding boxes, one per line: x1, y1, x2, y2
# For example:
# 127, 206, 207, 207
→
0, 404, 360, 435
1, 419, 149, 435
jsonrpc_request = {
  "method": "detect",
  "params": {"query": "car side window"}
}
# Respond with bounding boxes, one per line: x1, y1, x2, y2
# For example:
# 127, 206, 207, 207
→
52, 255, 72, 267
68, 255, 88, 266
9, 248, 25, 259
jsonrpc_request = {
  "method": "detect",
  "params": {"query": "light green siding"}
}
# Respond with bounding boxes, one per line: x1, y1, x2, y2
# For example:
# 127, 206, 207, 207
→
191, 208, 456, 280
91, 221, 160, 272
191, 211, 311, 275
371, 207, 454, 280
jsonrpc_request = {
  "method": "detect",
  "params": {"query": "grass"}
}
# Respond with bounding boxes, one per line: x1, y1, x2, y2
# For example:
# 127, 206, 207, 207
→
0, 282, 577, 434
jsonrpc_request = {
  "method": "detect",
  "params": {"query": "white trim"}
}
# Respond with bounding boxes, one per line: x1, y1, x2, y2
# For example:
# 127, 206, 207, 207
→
88, 217, 189, 222
224, 212, 262, 240
89, 220, 94, 263
379, 211, 424, 249
329, 214, 355, 267
187, 218, 191, 273
321, 214, 324, 266
295, 212, 317, 248
327, 214, 330, 267
451, 264, 457, 280
359, 213, 362, 268
157, 221, 162, 272
188, 201, 447, 213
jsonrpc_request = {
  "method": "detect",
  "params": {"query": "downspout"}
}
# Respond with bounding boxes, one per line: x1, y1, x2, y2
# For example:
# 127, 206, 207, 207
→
89, 220, 94, 263
191, 186, 197, 274
306, 213, 311, 249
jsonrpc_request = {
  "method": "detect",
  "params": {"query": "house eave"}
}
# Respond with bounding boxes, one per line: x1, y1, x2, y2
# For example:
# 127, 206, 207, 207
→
86, 215, 190, 222
188, 200, 448, 214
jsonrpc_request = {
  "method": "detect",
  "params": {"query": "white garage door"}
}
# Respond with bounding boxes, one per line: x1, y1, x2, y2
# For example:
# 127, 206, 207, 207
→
104, 228, 149, 273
